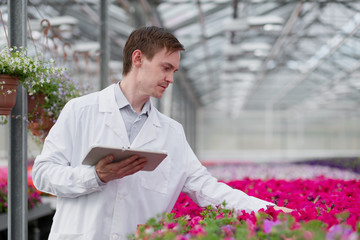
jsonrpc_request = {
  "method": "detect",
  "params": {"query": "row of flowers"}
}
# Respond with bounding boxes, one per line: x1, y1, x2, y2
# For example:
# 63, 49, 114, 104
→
205, 162, 360, 181
132, 177, 360, 239
0, 165, 359, 239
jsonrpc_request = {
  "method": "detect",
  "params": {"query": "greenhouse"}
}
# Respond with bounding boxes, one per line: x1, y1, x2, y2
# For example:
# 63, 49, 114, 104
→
0, 0, 359, 239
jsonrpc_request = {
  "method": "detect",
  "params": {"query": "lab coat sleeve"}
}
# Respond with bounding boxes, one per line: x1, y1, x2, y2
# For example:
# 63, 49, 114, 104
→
32, 99, 102, 198
180, 128, 274, 213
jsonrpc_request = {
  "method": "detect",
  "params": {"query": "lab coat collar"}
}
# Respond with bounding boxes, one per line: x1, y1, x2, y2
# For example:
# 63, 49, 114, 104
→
99, 85, 130, 146
99, 84, 161, 148
131, 105, 160, 148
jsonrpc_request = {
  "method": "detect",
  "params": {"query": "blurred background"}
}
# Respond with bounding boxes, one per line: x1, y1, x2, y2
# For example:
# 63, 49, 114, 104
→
1, 0, 360, 166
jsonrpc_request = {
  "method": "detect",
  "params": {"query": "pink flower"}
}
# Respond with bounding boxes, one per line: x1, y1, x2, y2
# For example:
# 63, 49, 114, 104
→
190, 216, 203, 227
166, 222, 177, 230
189, 224, 206, 236
216, 212, 224, 219
263, 219, 281, 233
326, 224, 358, 240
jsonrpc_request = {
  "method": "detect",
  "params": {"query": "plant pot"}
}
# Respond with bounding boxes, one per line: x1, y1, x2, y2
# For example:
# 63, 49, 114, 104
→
27, 94, 45, 121
27, 93, 55, 141
28, 113, 55, 142
0, 74, 19, 115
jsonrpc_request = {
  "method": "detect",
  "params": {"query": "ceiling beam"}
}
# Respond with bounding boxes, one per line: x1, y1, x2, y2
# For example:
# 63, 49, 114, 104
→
248, 2, 304, 96
269, 13, 360, 109
195, 0, 216, 99
167, 4, 229, 32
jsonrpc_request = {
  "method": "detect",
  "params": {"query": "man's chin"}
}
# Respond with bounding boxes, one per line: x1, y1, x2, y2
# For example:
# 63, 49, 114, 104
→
151, 94, 163, 99
153, 91, 165, 99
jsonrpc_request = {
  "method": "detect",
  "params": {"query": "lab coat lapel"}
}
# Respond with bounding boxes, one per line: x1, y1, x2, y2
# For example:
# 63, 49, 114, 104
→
99, 84, 130, 146
131, 103, 160, 148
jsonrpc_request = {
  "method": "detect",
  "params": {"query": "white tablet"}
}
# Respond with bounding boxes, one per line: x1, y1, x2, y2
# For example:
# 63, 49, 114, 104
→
82, 145, 168, 171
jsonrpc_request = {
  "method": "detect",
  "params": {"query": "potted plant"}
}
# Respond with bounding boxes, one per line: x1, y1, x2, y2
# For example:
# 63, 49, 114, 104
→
0, 46, 88, 140
0, 46, 39, 115
26, 70, 88, 141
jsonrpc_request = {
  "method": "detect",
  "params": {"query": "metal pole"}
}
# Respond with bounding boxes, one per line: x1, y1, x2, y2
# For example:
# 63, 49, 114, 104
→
8, 0, 28, 239
100, 0, 109, 89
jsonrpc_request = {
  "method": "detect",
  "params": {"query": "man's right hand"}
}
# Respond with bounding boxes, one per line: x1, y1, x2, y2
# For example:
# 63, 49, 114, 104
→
95, 155, 147, 183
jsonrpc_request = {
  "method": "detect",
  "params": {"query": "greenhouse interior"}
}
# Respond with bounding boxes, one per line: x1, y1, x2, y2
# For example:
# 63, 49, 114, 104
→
0, 0, 360, 239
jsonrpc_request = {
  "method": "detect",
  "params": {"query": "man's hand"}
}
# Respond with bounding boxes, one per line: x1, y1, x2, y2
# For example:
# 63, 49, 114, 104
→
95, 155, 147, 183
273, 205, 294, 213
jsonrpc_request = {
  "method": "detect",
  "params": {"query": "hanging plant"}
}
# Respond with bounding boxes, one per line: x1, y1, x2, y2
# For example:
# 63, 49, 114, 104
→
0, 45, 88, 140
0, 74, 19, 115
0, 12, 90, 138
0, 45, 65, 117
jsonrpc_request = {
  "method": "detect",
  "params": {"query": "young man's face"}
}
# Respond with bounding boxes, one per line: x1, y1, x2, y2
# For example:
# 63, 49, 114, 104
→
136, 48, 180, 99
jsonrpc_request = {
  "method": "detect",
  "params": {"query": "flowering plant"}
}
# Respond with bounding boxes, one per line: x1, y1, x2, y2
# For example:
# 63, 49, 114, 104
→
0, 183, 42, 214
132, 205, 359, 240
0, 167, 42, 214
0, 46, 43, 83
0, 46, 88, 137
25, 68, 86, 124
131, 177, 360, 239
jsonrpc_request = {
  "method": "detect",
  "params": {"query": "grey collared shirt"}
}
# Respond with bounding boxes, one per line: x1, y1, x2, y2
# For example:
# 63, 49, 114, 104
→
114, 82, 151, 144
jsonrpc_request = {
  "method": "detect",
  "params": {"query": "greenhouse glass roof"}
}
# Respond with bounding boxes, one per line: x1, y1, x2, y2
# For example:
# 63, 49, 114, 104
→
1, 0, 359, 120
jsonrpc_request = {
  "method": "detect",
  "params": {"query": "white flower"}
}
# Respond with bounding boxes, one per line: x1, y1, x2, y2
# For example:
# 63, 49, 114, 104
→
144, 228, 154, 234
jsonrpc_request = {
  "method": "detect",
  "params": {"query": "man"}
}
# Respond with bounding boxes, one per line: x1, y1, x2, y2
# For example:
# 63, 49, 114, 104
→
32, 26, 290, 240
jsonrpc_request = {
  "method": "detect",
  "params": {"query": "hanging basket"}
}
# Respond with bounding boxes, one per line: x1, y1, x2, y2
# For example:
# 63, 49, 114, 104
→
0, 74, 19, 115
27, 93, 54, 141
28, 93, 45, 122
28, 114, 55, 142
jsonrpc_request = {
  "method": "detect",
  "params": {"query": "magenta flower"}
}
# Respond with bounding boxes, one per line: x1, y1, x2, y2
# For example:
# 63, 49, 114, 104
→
188, 224, 206, 236
189, 216, 202, 227
263, 219, 281, 233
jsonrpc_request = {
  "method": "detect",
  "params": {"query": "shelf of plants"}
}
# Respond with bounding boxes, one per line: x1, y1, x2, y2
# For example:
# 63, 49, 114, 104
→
0, 161, 359, 239
132, 162, 360, 239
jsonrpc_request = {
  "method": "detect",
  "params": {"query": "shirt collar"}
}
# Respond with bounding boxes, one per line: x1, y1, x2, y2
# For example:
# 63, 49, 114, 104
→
114, 81, 151, 115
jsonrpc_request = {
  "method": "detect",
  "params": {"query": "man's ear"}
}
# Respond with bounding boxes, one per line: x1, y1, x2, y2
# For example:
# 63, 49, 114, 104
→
132, 49, 143, 67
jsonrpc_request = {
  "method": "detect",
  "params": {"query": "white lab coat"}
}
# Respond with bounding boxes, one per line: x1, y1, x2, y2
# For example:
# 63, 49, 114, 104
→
32, 84, 273, 240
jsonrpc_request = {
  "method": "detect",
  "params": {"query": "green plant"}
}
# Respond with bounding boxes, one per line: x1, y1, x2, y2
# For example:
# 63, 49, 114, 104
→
0, 46, 41, 82
129, 205, 359, 240
0, 46, 89, 130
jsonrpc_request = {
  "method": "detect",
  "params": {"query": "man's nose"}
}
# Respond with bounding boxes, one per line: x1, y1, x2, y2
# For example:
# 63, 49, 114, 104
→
166, 73, 174, 83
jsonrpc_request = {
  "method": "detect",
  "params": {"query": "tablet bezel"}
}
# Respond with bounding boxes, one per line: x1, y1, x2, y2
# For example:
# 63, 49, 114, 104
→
82, 145, 168, 171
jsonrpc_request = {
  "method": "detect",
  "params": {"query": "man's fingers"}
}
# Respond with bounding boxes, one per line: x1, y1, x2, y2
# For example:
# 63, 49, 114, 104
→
121, 158, 148, 177
98, 155, 114, 167
116, 157, 147, 175
95, 155, 148, 183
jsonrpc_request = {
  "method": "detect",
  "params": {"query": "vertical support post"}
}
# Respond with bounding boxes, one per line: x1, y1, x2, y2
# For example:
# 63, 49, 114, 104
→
8, 0, 28, 240
295, 111, 304, 148
100, 0, 109, 89
265, 104, 274, 147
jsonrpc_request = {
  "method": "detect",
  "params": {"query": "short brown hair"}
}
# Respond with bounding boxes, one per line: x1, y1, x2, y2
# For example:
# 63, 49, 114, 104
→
122, 26, 185, 76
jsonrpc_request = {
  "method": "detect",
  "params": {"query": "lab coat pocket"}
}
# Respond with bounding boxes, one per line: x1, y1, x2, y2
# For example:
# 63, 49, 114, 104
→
139, 156, 170, 194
